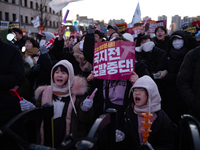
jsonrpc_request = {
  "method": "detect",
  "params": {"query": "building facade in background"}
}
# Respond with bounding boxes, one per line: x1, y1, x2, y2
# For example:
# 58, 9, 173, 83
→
0, 0, 62, 35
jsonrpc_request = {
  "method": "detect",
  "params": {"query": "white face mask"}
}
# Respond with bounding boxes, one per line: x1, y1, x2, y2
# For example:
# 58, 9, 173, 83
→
172, 39, 184, 49
79, 40, 84, 51
39, 39, 46, 47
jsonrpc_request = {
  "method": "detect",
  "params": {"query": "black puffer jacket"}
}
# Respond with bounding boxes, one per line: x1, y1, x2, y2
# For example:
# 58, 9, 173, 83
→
177, 46, 200, 121
0, 37, 25, 126
152, 35, 170, 51
121, 107, 178, 150
156, 30, 199, 124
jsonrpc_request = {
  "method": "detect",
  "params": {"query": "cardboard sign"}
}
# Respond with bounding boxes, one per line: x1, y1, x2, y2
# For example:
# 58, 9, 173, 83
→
93, 41, 135, 80
149, 20, 166, 33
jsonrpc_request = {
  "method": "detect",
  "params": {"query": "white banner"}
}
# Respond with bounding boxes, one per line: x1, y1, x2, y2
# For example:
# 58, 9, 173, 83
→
130, 2, 141, 28
31, 15, 40, 28
49, 0, 82, 14
0, 21, 9, 29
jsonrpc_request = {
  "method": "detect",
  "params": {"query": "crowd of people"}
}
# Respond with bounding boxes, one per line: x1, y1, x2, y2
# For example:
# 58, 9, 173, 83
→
0, 22, 200, 150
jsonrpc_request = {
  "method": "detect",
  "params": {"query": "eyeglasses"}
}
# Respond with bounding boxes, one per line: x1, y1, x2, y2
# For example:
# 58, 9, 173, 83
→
133, 88, 146, 93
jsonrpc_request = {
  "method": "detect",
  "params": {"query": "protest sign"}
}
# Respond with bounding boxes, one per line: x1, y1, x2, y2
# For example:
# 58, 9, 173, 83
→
93, 41, 135, 80
126, 25, 142, 39
149, 20, 166, 33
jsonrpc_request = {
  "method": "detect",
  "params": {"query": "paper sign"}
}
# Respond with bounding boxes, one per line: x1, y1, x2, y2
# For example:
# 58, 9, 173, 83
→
149, 20, 166, 33
93, 41, 135, 80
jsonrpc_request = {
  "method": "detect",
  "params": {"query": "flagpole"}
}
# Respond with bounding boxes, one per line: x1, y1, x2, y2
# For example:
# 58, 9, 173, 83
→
19, 0, 21, 28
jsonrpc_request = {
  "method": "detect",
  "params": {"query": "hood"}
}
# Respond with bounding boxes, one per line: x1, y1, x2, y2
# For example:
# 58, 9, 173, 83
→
129, 75, 161, 114
42, 32, 55, 43
51, 60, 77, 114
168, 30, 187, 51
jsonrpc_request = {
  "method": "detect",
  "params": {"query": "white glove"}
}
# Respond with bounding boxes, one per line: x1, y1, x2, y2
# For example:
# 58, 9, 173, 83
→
146, 141, 154, 150
115, 129, 125, 142
81, 96, 93, 111
20, 98, 35, 111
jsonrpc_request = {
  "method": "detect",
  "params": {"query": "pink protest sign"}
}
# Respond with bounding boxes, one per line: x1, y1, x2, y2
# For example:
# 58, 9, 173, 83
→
149, 20, 166, 33
93, 41, 135, 80
126, 25, 142, 39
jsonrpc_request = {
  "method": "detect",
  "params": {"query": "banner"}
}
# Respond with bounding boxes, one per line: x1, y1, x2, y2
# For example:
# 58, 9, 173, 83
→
8, 22, 20, 29
116, 22, 127, 34
21, 29, 26, 36
192, 20, 200, 28
130, 2, 141, 27
149, 20, 166, 33
93, 41, 135, 80
183, 26, 197, 34
31, 15, 40, 28
49, 0, 82, 13
0, 21, 9, 29
126, 25, 142, 39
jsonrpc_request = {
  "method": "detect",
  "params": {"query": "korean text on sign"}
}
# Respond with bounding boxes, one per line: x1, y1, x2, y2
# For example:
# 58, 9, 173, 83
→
93, 41, 135, 80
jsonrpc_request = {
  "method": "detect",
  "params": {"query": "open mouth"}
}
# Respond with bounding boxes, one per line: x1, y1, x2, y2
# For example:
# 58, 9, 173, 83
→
158, 35, 163, 38
57, 79, 63, 82
135, 97, 140, 103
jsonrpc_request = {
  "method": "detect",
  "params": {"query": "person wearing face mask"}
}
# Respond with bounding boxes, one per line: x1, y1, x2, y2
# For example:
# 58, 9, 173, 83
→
135, 34, 166, 80
154, 30, 199, 128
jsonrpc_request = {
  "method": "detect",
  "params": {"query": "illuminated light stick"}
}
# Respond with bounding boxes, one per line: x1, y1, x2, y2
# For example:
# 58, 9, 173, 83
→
141, 111, 153, 143
89, 88, 98, 99
143, 18, 149, 27
9, 86, 23, 101
45, 37, 55, 50
62, 9, 70, 27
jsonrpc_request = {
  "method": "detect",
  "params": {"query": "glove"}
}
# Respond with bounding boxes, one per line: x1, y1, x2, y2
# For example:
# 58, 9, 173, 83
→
146, 142, 154, 150
81, 96, 93, 111
88, 24, 95, 34
20, 98, 35, 111
140, 142, 154, 150
39, 45, 48, 55
115, 129, 125, 142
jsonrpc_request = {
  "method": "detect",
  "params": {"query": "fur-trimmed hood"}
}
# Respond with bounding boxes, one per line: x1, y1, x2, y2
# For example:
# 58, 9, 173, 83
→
34, 75, 88, 101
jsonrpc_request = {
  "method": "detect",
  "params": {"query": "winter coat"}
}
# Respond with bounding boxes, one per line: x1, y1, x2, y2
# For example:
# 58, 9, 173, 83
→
156, 30, 199, 124
0, 37, 25, 126
120, 75, 178, 150
35, 37, 64, 87
73, 42, 93, 77
89, 60, 150, 130
152, 35, 170, 51
52, 39, 83, 76
82, 33, 95, 64
176, 46, 200, 121
121, 107, 178, 150
34, 76, 93, 144
136, 46, 166, 77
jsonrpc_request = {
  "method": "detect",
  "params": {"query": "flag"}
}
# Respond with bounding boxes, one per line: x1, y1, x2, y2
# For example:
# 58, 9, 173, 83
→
31, 15, 40, 28
49, 0, 82, 14
130, 2, 141, 27
27, 30, 31, 36
180, 16, 189, 29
